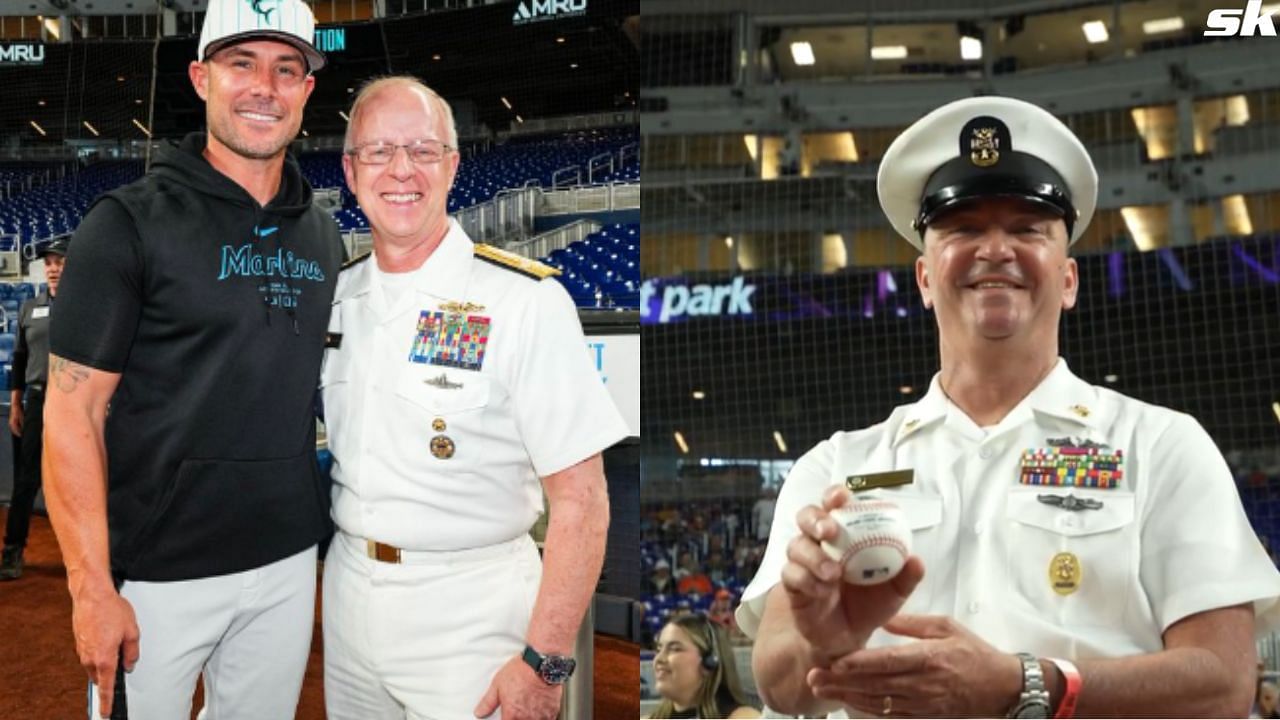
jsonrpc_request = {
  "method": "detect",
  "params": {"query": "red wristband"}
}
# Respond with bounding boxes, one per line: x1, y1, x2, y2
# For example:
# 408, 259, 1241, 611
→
1048, 657, 1080, 719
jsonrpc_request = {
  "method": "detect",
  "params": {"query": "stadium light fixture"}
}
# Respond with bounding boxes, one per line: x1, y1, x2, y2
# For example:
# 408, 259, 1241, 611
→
516, 115, 524, 124
790, 41, 816, 66
1119, 206, 1157, 251
1082, 21, 1109, 44
899, 385, 913, 395
132, 119, 151, 138
432, 54, 441, 61
29, 120, 46, 137
959, 36, 982, 60
1223, 194, 1254, 236
692, 390, 706, 400
82, 121, 99, 137
742, 135, 758, 161
338, 111, 350, 122
1142, 17, 1185, 35
1273, 401, 1280, 426
871, 45, 909, 60
1104, 374, 1118, 384
556, 37, 566, 43
300, 129, 308, 137
501, 96, 512, 110
773, 431, 788, 453
725, 236, 735, 248
673, 431, 689, 454
570, 63, 578, 69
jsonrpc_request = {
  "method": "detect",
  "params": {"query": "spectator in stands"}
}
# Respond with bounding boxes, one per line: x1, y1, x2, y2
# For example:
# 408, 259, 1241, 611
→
321, 76, 627, 720
739, 96, 1280, 718
752, 486, 777, 541
41, 0, 340, 717
1255, 680, 1280, 719
0, 236, 67, 580
650, 558, 676, 595
706, 550, 730, 586
650, 613, 761, 719
677, 552, 713, 597
707, 589, 739, 633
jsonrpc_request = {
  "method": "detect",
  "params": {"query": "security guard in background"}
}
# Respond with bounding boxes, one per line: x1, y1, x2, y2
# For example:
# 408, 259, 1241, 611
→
321, 76, 629, 720
1, 235, 68, 580
737, 96, 1280, 719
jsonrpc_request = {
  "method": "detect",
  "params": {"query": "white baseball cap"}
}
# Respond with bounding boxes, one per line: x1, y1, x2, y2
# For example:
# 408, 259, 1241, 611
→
878, 96, 1097, 250
198, 0, 326, 73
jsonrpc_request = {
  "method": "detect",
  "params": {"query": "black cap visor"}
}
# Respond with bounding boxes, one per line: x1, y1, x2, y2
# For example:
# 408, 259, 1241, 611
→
915, 151, 1076, 237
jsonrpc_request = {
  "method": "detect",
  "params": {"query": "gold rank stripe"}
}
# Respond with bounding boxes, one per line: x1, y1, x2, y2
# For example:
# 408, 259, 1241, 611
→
474, 244, 561, 280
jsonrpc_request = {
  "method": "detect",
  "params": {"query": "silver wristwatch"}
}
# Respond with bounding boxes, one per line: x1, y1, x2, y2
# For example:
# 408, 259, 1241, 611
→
1007, 652, 1052, 718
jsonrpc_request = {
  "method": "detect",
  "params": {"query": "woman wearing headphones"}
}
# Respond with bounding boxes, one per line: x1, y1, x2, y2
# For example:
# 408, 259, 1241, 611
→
650, 613, 762, 719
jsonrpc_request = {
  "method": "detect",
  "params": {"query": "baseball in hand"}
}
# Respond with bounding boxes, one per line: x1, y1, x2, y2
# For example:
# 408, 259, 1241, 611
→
821, 500, 912, 585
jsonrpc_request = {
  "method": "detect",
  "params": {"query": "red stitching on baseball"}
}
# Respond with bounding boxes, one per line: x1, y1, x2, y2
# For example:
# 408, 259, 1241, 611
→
840, 534, 909, 566
848, 501, 899, 513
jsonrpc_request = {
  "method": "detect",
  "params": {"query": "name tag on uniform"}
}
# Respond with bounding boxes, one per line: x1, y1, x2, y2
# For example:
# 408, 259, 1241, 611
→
32, 307, 49, 319
325, 332, 342, 349
845, 469, 914, 493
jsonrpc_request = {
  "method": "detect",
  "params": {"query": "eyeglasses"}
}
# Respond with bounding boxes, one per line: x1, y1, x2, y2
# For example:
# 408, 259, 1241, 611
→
347, 139, 455, 165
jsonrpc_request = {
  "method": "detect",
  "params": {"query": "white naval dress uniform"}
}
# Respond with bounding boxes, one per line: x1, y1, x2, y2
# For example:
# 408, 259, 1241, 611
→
320, 219, 629, 719
737, 360, 1280, 718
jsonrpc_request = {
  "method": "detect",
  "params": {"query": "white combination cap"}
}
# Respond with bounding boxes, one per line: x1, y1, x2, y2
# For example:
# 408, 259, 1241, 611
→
877, 96, 1097, 250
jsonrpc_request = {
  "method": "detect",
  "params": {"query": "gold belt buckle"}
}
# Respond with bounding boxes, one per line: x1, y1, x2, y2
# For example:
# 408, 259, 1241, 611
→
366, 540, 402, 564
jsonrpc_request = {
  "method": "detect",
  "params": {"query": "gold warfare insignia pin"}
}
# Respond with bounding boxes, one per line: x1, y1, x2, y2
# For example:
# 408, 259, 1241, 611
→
970, 126, 1000, 167
845, 469, 914, 493
1050, 552, 1081, 595
439, 301, 486, 314
430, 435, 456, 459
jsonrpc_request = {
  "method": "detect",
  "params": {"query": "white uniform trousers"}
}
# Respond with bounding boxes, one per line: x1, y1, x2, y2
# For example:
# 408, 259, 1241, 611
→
88, 545, 318, 719
323, 530, 541, 720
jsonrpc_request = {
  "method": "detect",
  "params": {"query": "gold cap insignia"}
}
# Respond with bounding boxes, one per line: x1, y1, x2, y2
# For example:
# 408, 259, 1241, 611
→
970, 126, 1000, 167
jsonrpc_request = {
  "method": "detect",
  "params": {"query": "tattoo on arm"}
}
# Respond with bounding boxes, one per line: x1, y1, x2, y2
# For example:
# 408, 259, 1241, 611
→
52, 358, 91, 394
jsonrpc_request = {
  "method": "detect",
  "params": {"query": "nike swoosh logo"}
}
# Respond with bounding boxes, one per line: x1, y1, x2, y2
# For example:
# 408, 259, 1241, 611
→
254, 226, 280, 239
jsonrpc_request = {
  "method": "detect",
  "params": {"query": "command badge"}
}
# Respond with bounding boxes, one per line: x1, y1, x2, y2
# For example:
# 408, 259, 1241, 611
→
1049, 552, 1081, 596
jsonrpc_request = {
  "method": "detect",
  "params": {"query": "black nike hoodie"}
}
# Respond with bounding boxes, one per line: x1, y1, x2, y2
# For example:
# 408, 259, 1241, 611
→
52, 132, 343, 581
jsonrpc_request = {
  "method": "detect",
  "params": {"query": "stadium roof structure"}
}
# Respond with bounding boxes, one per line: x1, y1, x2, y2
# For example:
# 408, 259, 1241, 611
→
0, 0, 638, 141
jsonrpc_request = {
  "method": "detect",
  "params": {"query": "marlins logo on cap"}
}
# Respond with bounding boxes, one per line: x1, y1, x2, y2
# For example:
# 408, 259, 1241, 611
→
198, 0, 326, 72
877, 96, 1098, 250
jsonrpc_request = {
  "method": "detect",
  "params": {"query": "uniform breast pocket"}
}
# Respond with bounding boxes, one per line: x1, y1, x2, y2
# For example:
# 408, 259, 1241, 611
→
395, 368, 491, 463
1005, 488, 1137, 628
887, 492, 943, 607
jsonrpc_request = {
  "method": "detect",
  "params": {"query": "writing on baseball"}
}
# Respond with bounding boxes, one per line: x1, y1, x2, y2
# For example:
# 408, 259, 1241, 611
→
820, 499, 912, 585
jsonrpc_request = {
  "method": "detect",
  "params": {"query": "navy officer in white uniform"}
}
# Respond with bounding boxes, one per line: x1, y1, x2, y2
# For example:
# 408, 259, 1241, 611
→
321, 76, 629, 720
736, 96, 1280, 719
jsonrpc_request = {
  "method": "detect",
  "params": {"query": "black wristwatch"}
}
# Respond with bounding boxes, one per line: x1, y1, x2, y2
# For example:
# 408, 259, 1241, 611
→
1007, 652, 1051, 718
522, 645, 576, 685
